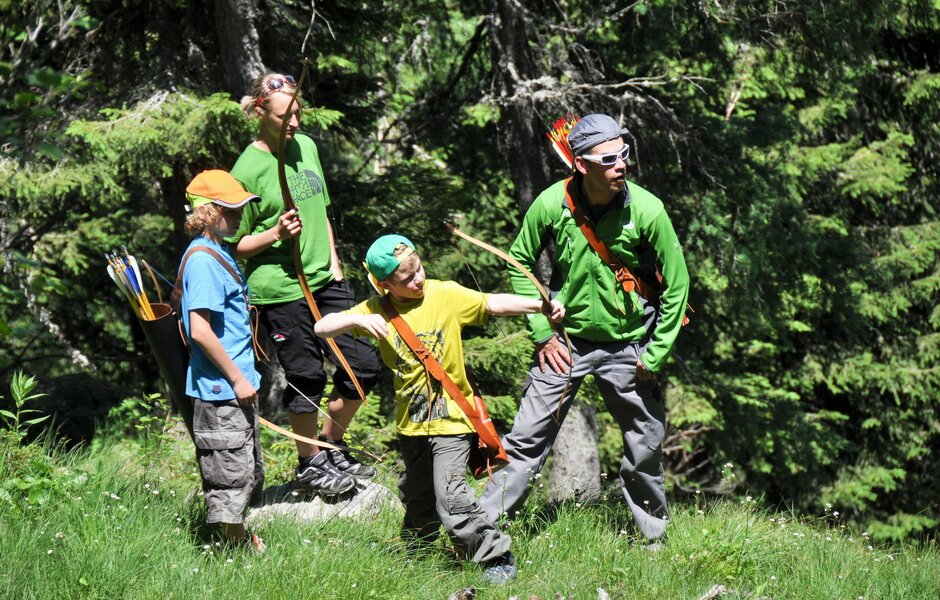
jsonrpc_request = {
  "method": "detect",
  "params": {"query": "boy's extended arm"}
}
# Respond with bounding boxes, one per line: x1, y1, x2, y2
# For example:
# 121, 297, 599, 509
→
315, 311, 389, 340
189, 309, 257, 406
486, 293, 565, 323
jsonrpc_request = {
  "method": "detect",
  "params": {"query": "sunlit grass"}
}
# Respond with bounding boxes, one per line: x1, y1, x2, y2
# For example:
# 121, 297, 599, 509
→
2, 436, 938, 599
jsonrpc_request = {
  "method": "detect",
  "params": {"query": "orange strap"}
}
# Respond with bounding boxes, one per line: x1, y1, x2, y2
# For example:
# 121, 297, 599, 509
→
563, 178, 690, 326
378, 296, 506, 457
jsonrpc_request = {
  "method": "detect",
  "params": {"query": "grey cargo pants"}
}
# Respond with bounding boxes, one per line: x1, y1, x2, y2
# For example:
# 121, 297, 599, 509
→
480, 336, 668, 540
399, 433, 511, 564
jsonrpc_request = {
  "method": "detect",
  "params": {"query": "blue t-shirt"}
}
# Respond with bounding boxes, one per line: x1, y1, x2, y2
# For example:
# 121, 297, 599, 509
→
180, 237, 261, 401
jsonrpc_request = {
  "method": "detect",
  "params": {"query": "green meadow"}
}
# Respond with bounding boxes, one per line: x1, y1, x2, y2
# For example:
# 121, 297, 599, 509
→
3, 425, 937, 600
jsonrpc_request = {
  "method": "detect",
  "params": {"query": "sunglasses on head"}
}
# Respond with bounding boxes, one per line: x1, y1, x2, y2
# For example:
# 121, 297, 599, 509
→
255, 75, 298, 108
581, 144, 630, 166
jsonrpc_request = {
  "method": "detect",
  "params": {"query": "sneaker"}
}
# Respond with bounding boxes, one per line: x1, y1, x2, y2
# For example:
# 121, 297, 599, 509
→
296, 452, 357, 496
326, 447, 377, 479
482, 551, 517, 585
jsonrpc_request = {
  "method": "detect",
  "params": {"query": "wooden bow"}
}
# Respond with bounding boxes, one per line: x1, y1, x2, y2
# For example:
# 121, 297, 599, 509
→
445, 222, 572, 422
276, 59, 366, 402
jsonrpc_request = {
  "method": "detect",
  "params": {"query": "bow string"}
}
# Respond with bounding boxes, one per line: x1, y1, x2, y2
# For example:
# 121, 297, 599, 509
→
445, 222, 573, 423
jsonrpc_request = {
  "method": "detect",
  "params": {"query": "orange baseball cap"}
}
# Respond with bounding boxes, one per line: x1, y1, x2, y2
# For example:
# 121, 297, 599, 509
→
185, 170, 259, 209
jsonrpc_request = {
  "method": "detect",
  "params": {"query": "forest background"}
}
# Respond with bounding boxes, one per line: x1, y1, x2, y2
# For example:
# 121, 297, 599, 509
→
1, 0, 938, 545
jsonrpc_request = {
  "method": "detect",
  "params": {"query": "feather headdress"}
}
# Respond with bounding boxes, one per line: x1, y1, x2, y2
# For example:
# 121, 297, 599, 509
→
545, 114, 580, 170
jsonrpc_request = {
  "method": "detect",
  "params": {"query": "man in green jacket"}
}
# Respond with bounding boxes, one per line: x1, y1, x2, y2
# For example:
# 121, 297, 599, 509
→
481, 114, 690, 543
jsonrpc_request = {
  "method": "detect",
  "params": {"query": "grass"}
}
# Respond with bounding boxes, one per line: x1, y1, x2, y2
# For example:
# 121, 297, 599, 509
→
2, 432, 939, 599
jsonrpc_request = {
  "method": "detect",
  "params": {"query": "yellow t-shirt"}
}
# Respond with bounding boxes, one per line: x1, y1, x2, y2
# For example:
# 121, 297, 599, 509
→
345, 279, 489, 436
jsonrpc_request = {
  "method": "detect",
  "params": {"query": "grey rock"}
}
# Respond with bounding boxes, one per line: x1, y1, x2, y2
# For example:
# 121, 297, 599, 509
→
247, 479, 401, 525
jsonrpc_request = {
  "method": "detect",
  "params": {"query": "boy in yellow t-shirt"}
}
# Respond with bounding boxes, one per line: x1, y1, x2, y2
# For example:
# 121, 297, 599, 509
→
314, 234, 564, 585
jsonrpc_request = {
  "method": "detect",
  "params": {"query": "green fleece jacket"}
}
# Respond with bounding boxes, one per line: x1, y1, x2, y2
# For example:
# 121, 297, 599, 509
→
509, 177, 689, 373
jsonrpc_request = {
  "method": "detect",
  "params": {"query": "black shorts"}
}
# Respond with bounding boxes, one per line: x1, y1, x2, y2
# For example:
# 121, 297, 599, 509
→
260, 280, 380, 412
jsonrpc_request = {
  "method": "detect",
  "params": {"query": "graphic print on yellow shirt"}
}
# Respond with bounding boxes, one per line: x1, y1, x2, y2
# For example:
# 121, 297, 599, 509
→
344, 279, 489, 437
392, 331, 450, 423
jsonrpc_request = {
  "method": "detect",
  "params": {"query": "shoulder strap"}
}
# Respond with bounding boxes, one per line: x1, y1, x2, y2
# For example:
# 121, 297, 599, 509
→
171, 245, 244, 311
171, 245, 268, 360
378, 295, 503, 452
563, 178, 663, 305
563, 178, 690, 326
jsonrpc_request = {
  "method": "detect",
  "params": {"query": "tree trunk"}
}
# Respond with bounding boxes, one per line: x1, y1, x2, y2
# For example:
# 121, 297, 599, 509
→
214, 0, 265, 97
488, 0, 553, 214
549, 402, 601, 503
255, 325, 289, 422
488, 0, 601, 500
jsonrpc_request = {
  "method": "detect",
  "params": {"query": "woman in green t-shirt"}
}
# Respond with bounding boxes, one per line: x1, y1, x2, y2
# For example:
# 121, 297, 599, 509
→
229, 73, 380, 497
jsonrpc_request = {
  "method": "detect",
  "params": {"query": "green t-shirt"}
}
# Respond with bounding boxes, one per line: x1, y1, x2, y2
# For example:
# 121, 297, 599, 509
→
230, 134, 333, 304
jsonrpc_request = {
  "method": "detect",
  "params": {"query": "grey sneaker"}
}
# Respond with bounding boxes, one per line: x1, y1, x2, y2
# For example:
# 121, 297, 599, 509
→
296, 452, 356, 496
482, 551, 517, 585
326, 447, 377, 479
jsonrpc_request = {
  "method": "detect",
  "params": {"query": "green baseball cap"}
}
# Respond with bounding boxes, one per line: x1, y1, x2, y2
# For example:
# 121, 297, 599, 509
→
365, 234, 416, 281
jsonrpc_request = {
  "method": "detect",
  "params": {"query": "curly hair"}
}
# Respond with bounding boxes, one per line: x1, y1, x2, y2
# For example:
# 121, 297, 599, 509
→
238, 72, 301, 119
184, 203, 224, 237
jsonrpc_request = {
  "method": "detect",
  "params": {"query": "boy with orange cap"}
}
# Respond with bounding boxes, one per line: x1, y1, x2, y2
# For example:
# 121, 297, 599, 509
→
179, 169, 265, 551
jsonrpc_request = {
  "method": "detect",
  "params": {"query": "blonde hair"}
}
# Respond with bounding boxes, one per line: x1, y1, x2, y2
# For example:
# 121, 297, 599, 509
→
385, 248, 419, 280
184, 203, 224, 237
238, 73, 300, 119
